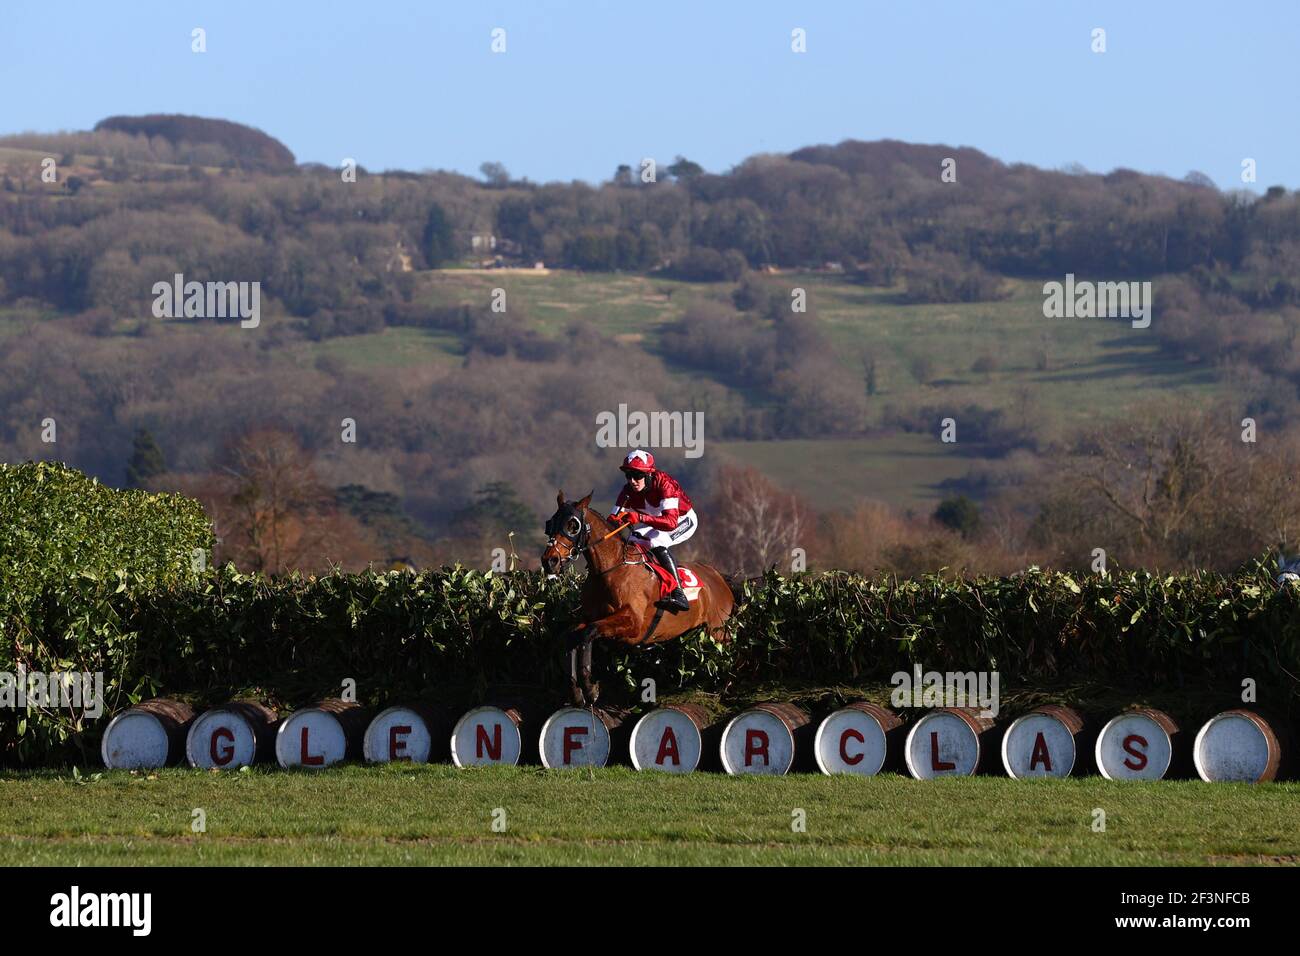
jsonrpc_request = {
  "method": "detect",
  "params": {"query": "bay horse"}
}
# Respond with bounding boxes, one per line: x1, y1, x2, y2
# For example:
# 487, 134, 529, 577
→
541, 491, 734, 706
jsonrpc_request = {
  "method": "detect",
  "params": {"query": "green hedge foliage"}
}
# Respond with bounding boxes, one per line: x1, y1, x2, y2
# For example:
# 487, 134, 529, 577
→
0, 460, 213, 608
0, 461, 213, 762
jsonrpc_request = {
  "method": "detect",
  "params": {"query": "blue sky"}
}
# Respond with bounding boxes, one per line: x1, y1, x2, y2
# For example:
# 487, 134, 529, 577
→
3, 1, 1295, 190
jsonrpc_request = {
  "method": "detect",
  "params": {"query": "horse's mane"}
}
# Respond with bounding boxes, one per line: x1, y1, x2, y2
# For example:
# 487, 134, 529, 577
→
582, 502, 612, 533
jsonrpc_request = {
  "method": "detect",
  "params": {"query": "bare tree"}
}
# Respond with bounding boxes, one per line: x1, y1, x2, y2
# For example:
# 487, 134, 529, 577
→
1073, 410, 1229, 549
708, 465, 814, 575
207, 428, 369, 575
1041, 404, 1300, 569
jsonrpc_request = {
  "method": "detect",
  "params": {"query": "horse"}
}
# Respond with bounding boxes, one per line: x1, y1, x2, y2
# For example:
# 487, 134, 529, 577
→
541, 490, 735, 706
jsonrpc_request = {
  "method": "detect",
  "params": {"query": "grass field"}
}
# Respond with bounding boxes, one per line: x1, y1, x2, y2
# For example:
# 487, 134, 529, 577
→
714, 433, 998, 511
418, 270, 1220, 433
1, 766, 1296, 866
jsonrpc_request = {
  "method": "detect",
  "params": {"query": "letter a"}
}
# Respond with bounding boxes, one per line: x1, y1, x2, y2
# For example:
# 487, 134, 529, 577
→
1029, 732, 1053, 772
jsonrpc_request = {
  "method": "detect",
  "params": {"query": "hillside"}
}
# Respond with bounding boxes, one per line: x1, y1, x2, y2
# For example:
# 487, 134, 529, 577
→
1, 121, 1298, 576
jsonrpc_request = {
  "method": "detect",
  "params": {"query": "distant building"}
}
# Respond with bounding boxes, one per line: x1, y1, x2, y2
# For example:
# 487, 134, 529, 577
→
384, 241, 413, 273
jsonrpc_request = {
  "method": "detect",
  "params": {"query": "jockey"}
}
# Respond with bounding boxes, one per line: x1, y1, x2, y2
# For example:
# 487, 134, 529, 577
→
608, 449, 698, 612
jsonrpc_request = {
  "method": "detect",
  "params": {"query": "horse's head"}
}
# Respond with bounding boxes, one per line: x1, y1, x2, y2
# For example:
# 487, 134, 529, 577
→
542, 490, 595, 576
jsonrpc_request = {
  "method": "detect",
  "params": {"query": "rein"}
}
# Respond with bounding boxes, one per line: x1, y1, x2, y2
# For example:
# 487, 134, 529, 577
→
546, 506, 632, 576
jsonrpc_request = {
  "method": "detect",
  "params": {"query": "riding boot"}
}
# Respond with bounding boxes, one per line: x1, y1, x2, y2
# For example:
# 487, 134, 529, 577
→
652, 546, 691, 612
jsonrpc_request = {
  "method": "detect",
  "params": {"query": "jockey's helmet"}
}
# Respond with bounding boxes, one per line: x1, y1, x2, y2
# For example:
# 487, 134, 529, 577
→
622, 449, 655, 474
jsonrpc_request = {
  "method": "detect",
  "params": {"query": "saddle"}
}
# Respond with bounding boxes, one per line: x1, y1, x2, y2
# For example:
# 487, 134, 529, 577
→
627, 541, 695, 601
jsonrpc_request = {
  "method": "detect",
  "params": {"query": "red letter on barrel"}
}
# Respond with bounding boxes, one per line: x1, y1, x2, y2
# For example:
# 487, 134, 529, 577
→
563, 726, 587, 764
1029, 732, 1052, 772
656, 727, 679, 766
300, 726, 324, 766
840, 727, 864, 765
1122, 734, 1148, 771
476, 723, 501, 760
211, 727, 234, 766
389, 724, 411, 761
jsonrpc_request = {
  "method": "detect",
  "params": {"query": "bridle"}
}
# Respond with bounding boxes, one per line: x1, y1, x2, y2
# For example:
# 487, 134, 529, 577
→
545, 499, 656, 578
544, 503, 592, 568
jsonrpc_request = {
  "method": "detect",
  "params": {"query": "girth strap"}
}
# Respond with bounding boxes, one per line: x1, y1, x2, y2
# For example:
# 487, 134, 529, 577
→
639, 605, 666, 644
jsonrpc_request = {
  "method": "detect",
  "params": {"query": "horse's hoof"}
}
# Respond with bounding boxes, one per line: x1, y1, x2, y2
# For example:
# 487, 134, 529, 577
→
587, 683, 601, 705
569, 685, 586, 708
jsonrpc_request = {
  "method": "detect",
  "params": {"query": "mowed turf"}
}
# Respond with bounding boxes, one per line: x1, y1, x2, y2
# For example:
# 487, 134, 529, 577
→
0, 766, 1296, 866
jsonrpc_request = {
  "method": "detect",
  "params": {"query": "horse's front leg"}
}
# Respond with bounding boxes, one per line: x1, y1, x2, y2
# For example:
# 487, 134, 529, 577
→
579, 627, 599, 704
577, 608, 639, 705
567, 627, 589, 707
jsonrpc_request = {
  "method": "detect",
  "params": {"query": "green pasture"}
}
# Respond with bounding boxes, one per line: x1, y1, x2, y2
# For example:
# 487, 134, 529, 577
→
418, 270, 1220, 437
714, 433, 998, 511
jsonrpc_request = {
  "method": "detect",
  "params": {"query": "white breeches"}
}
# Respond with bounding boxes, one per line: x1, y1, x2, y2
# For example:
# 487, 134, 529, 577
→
629, 509, 698, 550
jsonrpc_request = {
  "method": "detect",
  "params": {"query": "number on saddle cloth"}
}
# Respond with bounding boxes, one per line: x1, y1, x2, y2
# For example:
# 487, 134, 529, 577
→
676, 566, 702, 600
646, 559, 701, 601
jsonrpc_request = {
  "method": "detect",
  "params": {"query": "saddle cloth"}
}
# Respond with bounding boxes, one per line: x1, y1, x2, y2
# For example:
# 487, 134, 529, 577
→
633, 544, 702, 602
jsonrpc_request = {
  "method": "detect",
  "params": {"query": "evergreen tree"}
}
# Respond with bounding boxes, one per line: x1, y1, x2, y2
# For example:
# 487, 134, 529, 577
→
933, 496, 982, 539
126, 428, 165, 488
453, 481, 534, 538
668, 156, 704, 179
422, 203, 455, 268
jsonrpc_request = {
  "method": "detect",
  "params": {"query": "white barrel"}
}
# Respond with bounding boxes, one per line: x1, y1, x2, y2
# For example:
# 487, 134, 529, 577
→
1094, 709, 1178, 781
1000, 706, 1083, 779
719, 704, 808, 775
629, 706, 705, 773
275, 708, 348, 769
450, 705, 524, 767
903, 709, 991, 779
101, 699, 193, 770
1193, 710, 1282, 783
814, 702, 899, 776
102, 711, 170, 769
539, 708, 614, 768
364, 706, 434, 764
186, 704, 272, 770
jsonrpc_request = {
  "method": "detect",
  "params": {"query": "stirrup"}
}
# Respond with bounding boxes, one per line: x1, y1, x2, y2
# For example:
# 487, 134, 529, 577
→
656, 588, 690, 612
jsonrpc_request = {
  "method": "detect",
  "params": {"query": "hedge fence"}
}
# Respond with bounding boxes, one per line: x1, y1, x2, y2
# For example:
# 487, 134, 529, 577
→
2, 461, 1299, 765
